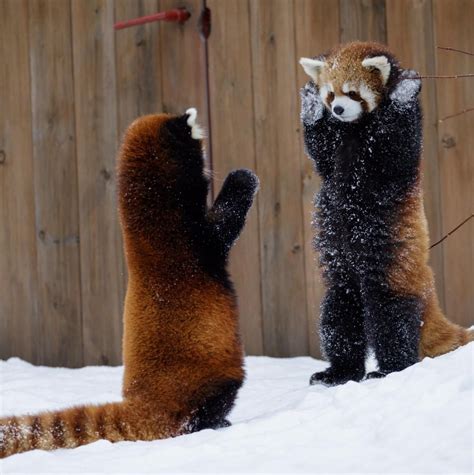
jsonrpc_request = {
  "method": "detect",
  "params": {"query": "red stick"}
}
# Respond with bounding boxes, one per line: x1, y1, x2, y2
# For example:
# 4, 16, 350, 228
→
114, 8, 191, 30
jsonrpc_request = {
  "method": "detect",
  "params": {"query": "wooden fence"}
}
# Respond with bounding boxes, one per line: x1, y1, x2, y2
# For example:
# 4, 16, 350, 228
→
1, 0, 472, 367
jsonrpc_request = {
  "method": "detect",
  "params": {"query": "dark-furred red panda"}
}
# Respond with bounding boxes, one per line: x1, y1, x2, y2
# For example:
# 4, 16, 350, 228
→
0, 109, 259, 457
300, 41, 473, 386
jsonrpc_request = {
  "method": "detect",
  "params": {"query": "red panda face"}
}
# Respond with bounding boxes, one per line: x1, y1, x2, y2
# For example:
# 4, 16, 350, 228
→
300, 42, 394, 122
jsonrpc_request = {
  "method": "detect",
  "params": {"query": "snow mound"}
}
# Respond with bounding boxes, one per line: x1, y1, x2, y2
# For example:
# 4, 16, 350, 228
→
1, 345, 472, 473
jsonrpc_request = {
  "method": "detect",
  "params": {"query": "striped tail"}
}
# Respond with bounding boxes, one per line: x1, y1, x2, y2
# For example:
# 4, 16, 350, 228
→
0, 401, 181, 459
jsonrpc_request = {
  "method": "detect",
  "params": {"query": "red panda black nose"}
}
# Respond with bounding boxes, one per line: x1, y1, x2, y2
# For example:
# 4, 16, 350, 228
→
333, 105, 344, 115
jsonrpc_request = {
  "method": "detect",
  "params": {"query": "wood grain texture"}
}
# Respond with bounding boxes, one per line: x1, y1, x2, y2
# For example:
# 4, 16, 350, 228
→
72, 0, 124, 366
0, 0, 40, 363
1, 0, 471, 365
250, 0, 309, 356
386, 0, 445, 309
294, 0, 341, 358
29, 0, 82, 366
159, 0, 208, 121
114, 0, 163, 136
206, 0, 264, 355
340, 0, 387, 43
433, 0, 473, 329
28, 0, 83, 367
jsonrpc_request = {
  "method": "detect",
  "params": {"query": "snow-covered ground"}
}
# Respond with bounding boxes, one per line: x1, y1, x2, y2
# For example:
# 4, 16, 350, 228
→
1, 345, 472, 474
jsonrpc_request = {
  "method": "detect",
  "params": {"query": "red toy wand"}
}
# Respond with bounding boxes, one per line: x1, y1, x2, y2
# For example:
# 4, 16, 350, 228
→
114, 8, 191, 30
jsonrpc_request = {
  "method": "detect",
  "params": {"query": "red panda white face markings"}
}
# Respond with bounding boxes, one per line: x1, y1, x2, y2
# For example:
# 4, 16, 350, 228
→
327, 82, 363, 122
358, 84, 377, 112
300, 44, 393, 122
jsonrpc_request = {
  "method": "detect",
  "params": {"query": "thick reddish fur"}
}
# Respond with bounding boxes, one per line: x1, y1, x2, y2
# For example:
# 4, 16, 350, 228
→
0, 114, 245, 458
387, 178, 474, 358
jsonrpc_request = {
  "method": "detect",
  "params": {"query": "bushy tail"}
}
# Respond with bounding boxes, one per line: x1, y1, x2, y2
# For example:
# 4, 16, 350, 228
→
420, 294, 474, 358
0, 400, 179, 459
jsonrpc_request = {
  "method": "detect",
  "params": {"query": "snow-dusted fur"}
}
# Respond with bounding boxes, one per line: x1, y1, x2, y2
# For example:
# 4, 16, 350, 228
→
300, 42, 474, 386
0, 110, 259, 458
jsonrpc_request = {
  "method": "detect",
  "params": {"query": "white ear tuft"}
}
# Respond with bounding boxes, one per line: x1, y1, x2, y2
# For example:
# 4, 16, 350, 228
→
185, 107, 205, 140
362, 56, 391, 84
299, 57, 326, 82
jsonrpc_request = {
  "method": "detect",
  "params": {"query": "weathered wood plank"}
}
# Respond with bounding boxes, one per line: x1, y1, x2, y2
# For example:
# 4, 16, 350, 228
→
159, 0, 208, 122
340, 0, 387, 43
294, 0, 341, 358
433, 0, 474, 328
28, 0, 83, 367
207, 0, 264, 355
0, 0, 40, 363
114, 0, 163, 136
386, 0, 445, 309
250, 0, 309, 356
72, 0, 125, 365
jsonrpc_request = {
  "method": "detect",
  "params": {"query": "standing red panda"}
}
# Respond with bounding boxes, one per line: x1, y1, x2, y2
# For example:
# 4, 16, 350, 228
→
300, 41, 473, 385
0, 109, 259, 457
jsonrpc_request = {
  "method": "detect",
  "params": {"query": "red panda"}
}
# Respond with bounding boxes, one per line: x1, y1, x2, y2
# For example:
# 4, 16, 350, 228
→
300, 42, 396, 123
300, 41, 473, 385
0, 109, 259, 457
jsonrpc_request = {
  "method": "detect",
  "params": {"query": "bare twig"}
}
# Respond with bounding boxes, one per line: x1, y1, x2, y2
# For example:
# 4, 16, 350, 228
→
437, 46, 474, 57
415, 73, 474, 79
400, 73, 474, 82
430, 214, 474, 249
438, 107, 474, 122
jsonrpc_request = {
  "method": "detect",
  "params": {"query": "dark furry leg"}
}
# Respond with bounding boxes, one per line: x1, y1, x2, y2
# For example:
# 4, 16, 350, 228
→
363, 286, 422, 375
207, 169, 259, 255
188, 379, 242, 432
310, 283, 367, 386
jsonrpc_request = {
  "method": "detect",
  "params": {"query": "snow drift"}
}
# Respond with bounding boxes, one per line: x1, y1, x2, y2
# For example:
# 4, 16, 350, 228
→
1, 344, 472, 473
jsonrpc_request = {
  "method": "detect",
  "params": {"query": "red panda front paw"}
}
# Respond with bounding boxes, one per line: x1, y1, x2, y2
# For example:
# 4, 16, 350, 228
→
300, 81, 325, 125
390, 69, 421, 105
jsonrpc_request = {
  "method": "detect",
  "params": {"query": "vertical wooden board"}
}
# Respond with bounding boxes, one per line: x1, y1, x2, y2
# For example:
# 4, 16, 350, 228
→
0, 0, 40, 363
340, 0, 387, 43
114, 0, 163, 317
386, 0, 445, 309
250, 0, 309, 356
294, 0, 341, 357
114, 0, 163, 136
433, 0, 474, 328
159, 0, 208, 125
206, 0, 264, 355
72, 0, 124, 365
28, 0, 83, 367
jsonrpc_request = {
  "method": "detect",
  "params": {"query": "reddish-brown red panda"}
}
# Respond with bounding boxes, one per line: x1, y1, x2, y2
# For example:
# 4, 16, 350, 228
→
0, 109, 259, 457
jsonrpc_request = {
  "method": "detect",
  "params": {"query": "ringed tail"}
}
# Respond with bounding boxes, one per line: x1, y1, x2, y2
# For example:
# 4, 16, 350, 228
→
0, 401, 179, 459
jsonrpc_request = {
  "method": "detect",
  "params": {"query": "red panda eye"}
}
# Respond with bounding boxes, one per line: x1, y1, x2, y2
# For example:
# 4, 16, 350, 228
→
348, 91, 358, 99
327, 91, 335, 101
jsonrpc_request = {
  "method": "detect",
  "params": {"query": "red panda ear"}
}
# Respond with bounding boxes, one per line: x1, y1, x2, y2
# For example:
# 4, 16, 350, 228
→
299, 57, 326, 83
362, 56, 391, 85
185, 107, 205, 140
